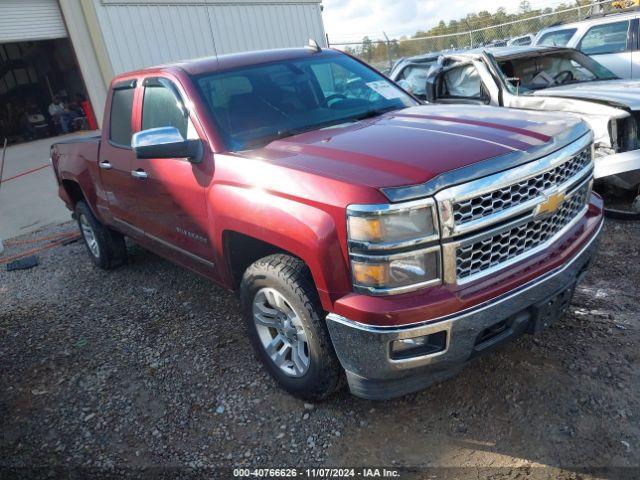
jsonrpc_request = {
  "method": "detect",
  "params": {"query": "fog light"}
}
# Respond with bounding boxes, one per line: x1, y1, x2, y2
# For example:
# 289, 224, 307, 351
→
392, 336, 428, 352
390, 331, 447, 360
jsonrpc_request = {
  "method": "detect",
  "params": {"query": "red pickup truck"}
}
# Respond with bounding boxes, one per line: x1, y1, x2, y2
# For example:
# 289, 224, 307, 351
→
51, 46, 604, 400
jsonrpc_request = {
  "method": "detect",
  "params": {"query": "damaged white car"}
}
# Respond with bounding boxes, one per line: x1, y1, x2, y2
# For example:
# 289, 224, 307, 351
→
422, 46, 640, 205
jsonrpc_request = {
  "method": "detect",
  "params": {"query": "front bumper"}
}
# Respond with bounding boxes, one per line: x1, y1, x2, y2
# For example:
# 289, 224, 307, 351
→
326, 219, 603, 400
594, 149, 640, 190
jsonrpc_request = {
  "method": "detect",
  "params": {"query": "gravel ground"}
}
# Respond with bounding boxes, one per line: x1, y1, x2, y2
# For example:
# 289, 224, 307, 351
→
1, 218, 639, 479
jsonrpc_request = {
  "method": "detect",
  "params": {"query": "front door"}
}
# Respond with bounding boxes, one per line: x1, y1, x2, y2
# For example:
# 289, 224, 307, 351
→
433, 64, 492, 105
130, 77, 214, 269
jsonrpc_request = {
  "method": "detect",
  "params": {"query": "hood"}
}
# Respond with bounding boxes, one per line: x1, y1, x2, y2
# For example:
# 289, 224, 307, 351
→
533, 79, 640, 110
244, 105, 585, 190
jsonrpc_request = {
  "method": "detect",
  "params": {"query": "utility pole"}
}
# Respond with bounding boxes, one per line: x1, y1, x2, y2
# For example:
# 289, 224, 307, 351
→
383, 32, 393, 71
463, 19, 473, 48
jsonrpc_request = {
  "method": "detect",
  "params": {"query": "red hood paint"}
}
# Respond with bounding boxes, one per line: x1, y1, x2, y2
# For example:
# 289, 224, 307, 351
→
243, 104, 584, 189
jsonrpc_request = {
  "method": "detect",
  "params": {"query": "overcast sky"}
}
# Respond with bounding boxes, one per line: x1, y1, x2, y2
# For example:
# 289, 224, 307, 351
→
322, 0, 568, 43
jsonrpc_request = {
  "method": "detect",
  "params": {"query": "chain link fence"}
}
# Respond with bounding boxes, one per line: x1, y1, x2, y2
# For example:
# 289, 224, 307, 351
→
328, 0, 627, 72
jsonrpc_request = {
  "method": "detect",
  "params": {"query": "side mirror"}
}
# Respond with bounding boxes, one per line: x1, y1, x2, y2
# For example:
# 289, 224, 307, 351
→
423, 78, 436, 103
132, 127, 203, 163
424, 66, 442, 104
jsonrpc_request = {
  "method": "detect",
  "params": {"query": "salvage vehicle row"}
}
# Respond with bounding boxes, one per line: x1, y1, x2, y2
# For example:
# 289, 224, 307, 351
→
392, 46, 640, 208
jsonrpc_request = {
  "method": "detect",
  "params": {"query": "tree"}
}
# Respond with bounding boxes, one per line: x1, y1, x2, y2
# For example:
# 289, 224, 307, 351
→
361, 36, 374, 62
519, 0, 532, 13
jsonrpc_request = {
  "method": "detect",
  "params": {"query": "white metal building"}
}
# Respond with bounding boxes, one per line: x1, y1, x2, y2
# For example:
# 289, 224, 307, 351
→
0, 0, 326, 139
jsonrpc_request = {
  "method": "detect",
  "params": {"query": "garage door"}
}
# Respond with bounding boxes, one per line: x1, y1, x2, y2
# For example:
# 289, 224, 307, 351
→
0, 0, 67, 44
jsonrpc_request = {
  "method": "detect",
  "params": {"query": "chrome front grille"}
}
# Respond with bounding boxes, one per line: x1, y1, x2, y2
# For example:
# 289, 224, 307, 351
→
453, 147, 591, 225
436, 133, 594, 285
456, 182, 590, 280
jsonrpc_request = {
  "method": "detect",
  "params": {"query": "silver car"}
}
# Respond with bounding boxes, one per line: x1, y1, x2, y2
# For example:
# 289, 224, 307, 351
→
533, 11, 640, 79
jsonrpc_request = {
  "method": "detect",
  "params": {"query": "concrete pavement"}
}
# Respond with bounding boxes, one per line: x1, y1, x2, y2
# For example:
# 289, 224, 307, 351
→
0, 133, 91, 240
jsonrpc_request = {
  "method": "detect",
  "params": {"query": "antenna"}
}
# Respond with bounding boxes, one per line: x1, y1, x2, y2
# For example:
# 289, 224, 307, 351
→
306, 38, 321, 53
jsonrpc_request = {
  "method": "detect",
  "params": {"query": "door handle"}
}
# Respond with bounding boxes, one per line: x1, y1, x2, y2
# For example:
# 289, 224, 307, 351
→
99, 160, 113, 170
131, 169, 149, 179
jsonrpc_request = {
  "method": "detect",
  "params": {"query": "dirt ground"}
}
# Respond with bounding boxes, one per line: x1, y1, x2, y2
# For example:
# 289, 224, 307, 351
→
1, 218, 639, 479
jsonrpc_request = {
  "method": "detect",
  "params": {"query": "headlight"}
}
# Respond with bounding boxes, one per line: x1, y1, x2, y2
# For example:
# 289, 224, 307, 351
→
351, 248, 440, 291
347, 199, 441, 295
347, 199, 438, 249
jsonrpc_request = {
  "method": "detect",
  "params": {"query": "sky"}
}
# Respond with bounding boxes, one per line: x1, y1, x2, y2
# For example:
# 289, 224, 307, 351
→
322, 0, 570, 44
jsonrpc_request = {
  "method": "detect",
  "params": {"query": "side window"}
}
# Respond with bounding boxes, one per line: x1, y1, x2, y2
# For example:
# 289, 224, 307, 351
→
537, 28, 577, 47
579, 21, 631, 55
109, 87, 134, 147
397, 65, 431, 97
441, 65, 482, 99
511, 36, 532, 46
142, 82, 188, 139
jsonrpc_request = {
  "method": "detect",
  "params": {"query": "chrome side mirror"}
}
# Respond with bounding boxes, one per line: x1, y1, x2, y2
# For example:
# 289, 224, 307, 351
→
132, 126, 203, 163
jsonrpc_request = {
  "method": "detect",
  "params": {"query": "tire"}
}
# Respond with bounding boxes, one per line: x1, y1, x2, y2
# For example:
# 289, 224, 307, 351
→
240, 254, 343, 401
75, 201, 127, 269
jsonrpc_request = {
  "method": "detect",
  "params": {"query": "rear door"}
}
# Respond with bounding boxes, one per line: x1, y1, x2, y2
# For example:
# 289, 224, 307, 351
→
578, 19, 634, 78
98, 80, 140, 234
130, 76, 214, 268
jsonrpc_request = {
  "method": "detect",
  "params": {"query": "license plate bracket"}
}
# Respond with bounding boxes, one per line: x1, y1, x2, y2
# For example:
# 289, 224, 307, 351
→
528, 283, 576, 334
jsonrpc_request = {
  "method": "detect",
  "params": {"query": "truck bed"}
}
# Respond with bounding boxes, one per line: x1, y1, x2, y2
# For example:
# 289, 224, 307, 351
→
51, 133, 102, 211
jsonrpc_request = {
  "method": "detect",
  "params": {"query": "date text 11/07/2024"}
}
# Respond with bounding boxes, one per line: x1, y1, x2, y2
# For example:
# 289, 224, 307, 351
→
232, 468, 401, 478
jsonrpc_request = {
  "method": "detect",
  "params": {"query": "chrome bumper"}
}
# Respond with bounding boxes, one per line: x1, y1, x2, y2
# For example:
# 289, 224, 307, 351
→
326, 220, 603, 400
594, 149, 640, 190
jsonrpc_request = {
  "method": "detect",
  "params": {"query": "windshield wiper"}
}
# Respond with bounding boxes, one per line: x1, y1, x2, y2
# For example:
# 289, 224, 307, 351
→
256, 127, 310, 145
352, 105, 401, 121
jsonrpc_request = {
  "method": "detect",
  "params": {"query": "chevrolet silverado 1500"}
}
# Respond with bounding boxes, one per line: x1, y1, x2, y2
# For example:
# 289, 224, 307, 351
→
51, 46, 604, 400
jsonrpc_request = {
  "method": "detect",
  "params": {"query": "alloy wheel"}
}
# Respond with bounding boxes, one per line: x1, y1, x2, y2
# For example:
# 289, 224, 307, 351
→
252, 288, 310, 377
79, 214, 100, 258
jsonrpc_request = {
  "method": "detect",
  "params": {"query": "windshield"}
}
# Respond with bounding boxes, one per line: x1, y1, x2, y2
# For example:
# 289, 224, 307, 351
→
496, 50, 618, 94
195, 53, 418, 151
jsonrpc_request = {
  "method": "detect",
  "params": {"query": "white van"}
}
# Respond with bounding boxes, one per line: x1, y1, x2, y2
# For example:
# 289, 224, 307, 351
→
533, 10, 640, 78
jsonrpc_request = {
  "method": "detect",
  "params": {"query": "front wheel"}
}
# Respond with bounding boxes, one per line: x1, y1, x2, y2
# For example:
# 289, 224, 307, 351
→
240, 254, 343, 401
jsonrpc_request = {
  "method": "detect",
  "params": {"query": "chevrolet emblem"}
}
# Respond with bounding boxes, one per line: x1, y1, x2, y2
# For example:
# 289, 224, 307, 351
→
535, 191, 566, 217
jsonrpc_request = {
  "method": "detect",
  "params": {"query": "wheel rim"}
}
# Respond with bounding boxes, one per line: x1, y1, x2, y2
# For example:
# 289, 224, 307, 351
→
79, 214, 100, 258
252, 288, 310, 377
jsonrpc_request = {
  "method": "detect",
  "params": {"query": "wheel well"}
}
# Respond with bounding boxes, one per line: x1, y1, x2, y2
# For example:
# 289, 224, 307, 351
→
61, 180, 85, 206
224, 231, 290, 288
